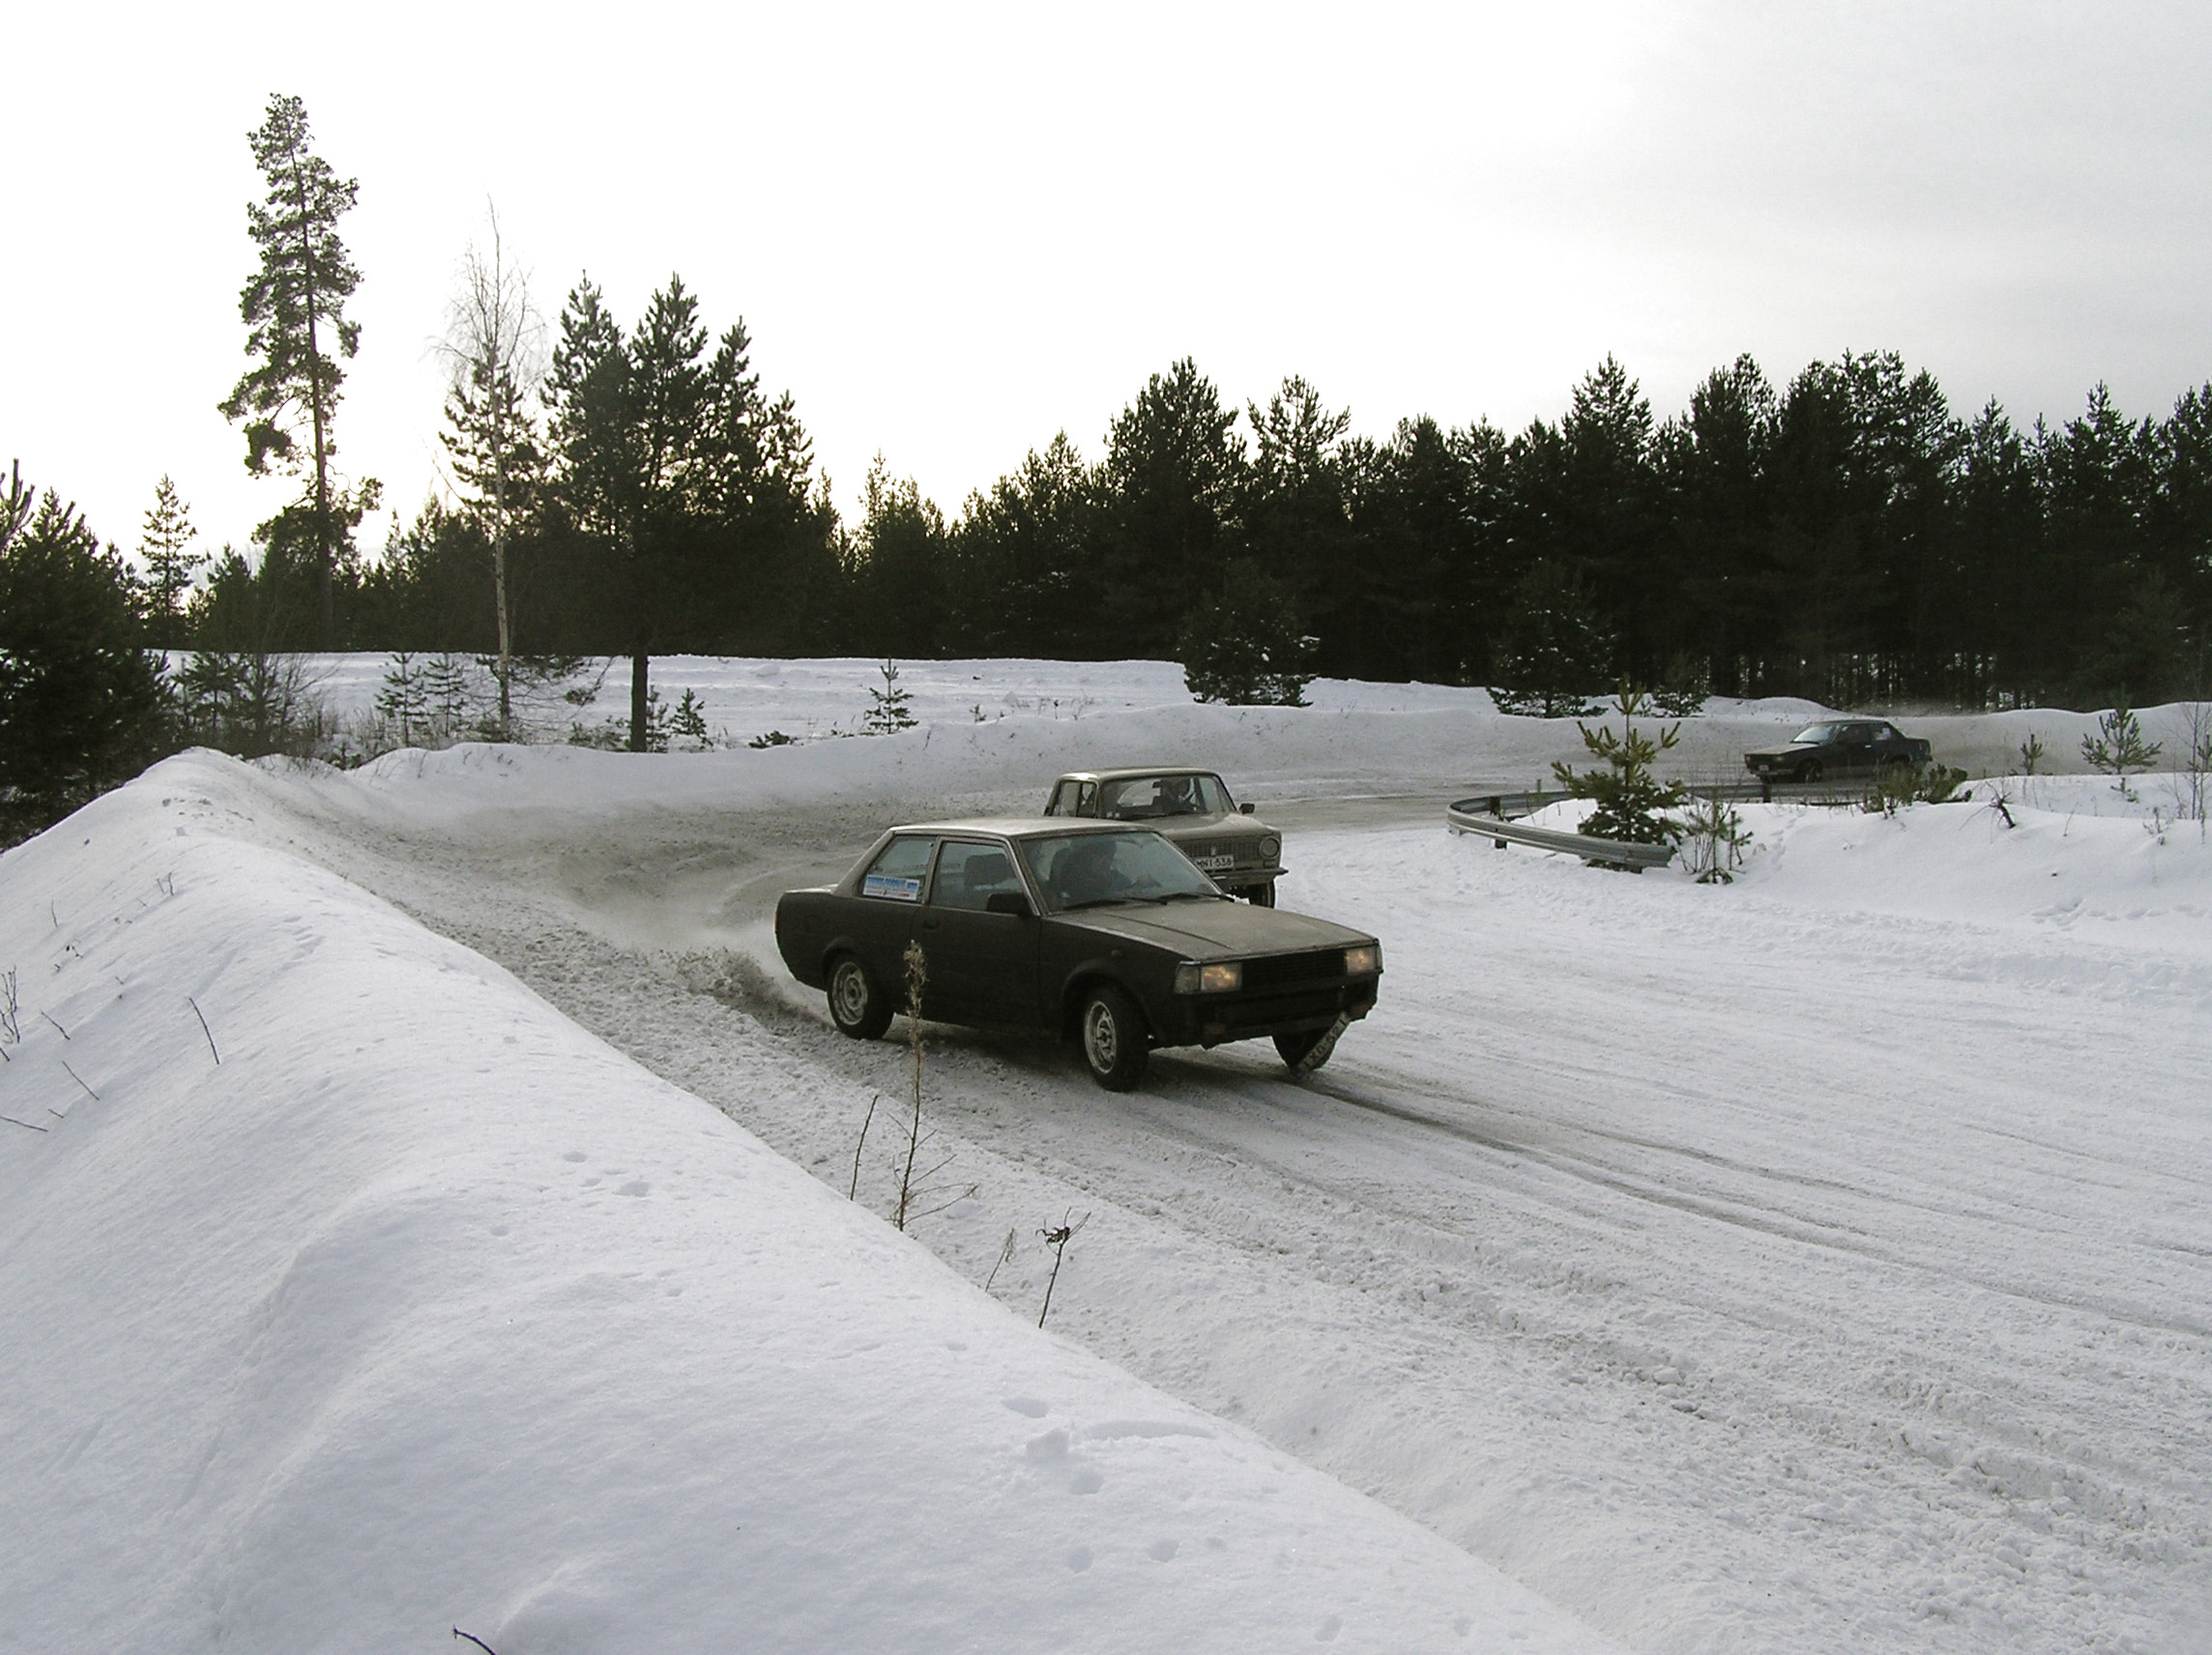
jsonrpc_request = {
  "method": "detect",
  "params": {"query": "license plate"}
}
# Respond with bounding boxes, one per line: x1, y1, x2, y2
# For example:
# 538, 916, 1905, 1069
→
1192, 854, 1236, 871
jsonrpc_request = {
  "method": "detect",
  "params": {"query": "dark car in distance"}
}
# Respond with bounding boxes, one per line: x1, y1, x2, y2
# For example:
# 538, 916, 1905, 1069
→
773, 820, 1381, 1090
1042, 769, 1284, 904
1743, 719, 1934, 784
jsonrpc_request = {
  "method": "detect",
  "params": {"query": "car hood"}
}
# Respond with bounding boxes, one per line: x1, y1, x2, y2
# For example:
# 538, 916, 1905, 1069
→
1156, 811, 1269, 834
1054, 900, 1370, 958
1743, 741, 1816, 760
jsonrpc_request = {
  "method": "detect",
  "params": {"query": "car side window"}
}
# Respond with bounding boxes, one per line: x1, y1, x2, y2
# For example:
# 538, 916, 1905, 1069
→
860, 835, 932, 902
932, 840, 1023, 912
1047, 782, 1079, 817
1077, 782, 1098, 816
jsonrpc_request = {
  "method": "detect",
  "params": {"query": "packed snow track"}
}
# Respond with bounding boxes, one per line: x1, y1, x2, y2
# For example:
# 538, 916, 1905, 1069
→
239, 729, 2212, 1655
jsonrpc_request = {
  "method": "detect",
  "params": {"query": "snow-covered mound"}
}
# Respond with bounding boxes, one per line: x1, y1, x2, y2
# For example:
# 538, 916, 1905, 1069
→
0, 753, 1620, 1654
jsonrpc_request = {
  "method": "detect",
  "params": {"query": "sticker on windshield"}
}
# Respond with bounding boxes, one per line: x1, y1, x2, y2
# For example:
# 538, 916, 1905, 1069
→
862, 874, 923, 902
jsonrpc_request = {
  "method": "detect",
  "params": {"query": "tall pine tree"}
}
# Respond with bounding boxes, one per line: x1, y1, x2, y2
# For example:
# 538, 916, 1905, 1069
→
219, 94, 378, 645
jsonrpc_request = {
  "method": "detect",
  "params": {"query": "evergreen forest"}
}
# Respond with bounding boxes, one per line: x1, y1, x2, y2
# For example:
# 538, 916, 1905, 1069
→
194, 341, 2210, 714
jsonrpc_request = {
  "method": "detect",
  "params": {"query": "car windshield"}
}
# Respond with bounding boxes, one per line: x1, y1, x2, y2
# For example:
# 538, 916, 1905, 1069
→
1019, 830, 1223, 912
1095, 773, 1231, 820
1790, 723, 1843, 744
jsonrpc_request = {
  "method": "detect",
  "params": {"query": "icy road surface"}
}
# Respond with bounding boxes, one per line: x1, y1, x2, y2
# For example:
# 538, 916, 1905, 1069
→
238, 737, 2212, 1655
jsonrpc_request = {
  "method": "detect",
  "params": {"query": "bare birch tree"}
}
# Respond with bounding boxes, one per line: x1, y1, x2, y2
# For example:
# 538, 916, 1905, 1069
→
437, 204, 545, 737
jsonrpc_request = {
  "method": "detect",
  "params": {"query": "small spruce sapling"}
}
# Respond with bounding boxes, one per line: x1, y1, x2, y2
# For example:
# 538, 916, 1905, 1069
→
423, 653, 473, 738
863, 660, 918, 736
2081, 706, 2161, 800
1551, 684, 1687, 852
669, 688, 710, 747
2019, 733, 2046, 775
747, 730, 797, 748
374, 652, 427, 747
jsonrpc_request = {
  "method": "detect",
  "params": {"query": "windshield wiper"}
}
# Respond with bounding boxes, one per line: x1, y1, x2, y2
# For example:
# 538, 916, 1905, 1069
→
1058, 896, 1133, 912
1152, 890, 1228, 902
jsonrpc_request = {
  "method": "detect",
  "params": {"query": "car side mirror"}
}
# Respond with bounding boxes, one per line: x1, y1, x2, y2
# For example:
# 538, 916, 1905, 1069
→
1239, 802, 1254, 815
985, 891, 1033, 918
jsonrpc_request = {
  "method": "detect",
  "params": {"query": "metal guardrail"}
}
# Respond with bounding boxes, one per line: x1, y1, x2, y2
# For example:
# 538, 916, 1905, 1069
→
1445, 801, 1676, 871
1460, 778, 1862, 822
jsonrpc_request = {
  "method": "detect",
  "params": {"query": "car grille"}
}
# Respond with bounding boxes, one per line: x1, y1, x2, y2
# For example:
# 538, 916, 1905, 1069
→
1242, 949, 1348, 990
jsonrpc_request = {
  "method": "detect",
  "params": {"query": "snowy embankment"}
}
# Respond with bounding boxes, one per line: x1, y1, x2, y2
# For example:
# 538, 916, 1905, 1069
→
0, 754, 1620, 1653
281, 651, 2200, 792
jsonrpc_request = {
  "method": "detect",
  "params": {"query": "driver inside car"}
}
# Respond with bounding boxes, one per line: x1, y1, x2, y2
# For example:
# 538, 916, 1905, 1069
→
1048, 836, 1122, 906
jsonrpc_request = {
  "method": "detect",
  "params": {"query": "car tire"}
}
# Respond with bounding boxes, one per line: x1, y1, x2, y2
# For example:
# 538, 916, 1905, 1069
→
1077, 983, 1149, 1090
1273, 1028, 1328, 1070
1800, 761, 1824, 783
1247, 882, 1276, 908
827, 953, 893, 1040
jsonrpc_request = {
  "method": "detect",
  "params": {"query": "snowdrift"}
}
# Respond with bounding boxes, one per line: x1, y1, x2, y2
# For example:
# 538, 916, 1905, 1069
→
0, 752, 1621, 1654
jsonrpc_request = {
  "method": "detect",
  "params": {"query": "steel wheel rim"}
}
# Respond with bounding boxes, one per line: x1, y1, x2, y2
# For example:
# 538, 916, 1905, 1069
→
832, 963, 868, 1024
1084, 1001, 1119, 1071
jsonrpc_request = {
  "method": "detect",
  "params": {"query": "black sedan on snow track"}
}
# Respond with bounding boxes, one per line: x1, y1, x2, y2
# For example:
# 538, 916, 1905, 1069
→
1742, 719, 1934, 784
773, 820, 1382, 1090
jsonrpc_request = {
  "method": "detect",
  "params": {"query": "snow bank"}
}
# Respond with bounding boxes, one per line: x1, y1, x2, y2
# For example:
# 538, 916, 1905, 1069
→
0, 753, 1621, 1654
274, 653, 2205, 787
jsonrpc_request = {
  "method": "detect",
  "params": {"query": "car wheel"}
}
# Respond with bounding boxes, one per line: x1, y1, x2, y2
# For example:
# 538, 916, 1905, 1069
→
827, 953, 893, 1040
1247, 882, 1276, 908
1799, 761, 1824, 783
1078, 983, 1149, 1090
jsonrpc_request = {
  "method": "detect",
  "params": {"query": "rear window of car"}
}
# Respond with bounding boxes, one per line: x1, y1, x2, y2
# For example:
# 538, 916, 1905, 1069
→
932, 840, 1024, 911
860, 835, 932, 901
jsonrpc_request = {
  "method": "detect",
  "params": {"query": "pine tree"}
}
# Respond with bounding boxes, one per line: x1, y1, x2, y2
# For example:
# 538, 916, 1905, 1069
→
2081, 705, 2162, 798
1491, 560, 1614, 717
862, 660, 918, 735
139, 477, 204, 643
1551, 686, 1687, 849
219, 94, 378, 645
374, 652, 427, 746
1179, 565, 1315, 706
0, 478, 169, 840
669, 687, 710, 746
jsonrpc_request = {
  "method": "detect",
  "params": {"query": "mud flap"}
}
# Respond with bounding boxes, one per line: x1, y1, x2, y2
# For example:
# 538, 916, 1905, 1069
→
1295, 1010, 1355, 1075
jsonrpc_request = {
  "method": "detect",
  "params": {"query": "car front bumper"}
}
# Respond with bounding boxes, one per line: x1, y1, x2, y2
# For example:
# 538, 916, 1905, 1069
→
1164, 974, 1380, 1049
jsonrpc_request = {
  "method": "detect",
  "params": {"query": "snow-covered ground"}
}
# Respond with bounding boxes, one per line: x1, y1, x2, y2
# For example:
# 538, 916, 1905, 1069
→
6, 668, 2209, 1653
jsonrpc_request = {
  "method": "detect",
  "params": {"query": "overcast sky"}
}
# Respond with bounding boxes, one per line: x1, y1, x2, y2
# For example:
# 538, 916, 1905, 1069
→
8, 2, 2211, 565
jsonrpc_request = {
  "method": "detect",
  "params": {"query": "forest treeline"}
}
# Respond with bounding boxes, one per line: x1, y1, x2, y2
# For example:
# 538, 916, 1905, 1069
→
189, 338, 2208, 713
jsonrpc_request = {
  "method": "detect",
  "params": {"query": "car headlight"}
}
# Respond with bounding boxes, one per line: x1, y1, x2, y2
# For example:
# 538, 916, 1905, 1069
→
1344, 944, 1381, 976
1260, 836, 1281, 861
1174, 961, 1243, 994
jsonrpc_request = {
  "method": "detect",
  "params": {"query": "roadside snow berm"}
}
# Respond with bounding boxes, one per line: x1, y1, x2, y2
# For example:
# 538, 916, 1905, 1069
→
0, 751, 1626, 1655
